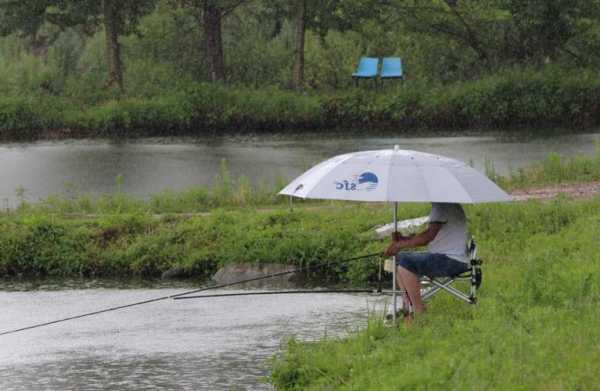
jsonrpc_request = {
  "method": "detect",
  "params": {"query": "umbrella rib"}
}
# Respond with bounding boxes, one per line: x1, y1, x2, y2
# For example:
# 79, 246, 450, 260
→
302, 153, 356, 199
386, 151, 397, 201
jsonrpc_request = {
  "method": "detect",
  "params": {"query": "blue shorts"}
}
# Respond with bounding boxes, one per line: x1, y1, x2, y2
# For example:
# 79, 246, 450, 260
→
396, 252, 469, 278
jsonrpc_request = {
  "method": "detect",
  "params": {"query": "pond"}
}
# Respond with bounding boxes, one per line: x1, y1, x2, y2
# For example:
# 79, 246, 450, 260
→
1, 131, 599, 206
0, 286, 386, 390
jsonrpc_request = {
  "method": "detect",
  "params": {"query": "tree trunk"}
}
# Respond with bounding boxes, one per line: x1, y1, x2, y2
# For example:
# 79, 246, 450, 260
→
442, 0, 489, 67
292, 0, 306, 89
102, 0, 123, 91
203, 1, 225, 82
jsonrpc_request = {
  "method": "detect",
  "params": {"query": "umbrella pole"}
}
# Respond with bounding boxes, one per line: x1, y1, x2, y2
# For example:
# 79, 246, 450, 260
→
392, 202, 398, 323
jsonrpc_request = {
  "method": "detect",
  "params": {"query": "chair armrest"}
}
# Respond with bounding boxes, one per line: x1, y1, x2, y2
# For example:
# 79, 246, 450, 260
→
375, 216, 429, 239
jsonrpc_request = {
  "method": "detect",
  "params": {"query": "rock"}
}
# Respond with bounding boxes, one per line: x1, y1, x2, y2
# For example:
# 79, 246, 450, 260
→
161, 266, 188, 280
212, 263, 303, 289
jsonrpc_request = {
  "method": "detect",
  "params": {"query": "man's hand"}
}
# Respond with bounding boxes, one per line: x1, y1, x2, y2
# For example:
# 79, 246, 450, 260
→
391, 232, 406, 242
384, 239, 403, 257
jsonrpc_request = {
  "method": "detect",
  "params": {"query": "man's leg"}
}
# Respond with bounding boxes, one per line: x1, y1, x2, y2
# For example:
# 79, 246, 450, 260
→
397, 266, 425, 314
394, 267, 411, 313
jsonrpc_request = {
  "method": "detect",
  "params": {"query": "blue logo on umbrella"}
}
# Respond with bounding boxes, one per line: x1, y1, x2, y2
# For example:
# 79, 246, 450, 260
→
335, 172, 379, 192
358, 172, 379, 190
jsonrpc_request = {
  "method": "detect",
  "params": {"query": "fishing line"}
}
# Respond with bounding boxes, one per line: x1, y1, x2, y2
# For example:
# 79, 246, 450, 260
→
0, 252, 381, 337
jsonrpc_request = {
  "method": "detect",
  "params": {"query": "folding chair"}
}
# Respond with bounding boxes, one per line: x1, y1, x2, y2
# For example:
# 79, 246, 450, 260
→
380, 57, 404, 81
352, 57, 379, 87
377, 219, 482, 321
420, 238, 482, 304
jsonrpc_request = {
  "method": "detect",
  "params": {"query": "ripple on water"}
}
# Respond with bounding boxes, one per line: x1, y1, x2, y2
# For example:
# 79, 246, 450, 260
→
0, 289, 386, 390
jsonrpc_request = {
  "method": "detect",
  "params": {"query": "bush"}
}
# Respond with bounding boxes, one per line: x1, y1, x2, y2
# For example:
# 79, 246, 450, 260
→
1, 67, 600, 139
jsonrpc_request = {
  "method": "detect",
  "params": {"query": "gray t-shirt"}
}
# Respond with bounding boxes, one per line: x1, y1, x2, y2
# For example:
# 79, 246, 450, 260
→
427, 203, 468, 263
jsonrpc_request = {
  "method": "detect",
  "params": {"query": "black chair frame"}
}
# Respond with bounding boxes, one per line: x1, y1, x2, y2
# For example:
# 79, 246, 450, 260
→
420, 238, 482, 304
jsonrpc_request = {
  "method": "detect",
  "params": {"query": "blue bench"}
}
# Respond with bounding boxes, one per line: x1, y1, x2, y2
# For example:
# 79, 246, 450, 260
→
352, 57, 379, 86
380, 57, 404, 80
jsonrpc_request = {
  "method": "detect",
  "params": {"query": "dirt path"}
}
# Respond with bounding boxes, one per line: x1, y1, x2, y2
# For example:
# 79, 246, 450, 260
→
510, 181, 600, 201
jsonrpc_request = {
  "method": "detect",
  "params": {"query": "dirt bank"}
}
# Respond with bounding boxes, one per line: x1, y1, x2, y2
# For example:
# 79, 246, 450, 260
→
510, 181, 600, 201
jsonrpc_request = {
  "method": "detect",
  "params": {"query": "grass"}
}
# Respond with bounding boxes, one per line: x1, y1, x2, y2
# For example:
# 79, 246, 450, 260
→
2, 147, 600, 388
498, 147, 600, 190
0, 203, 394, 280
269, 196, 600, 390
5, 144, 600, 217
1, 67, 600, 139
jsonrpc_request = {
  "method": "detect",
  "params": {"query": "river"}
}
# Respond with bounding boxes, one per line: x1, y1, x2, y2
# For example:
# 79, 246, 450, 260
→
2, 131, 599, 389
1, 131, 599, 206
0, 285, 386, 390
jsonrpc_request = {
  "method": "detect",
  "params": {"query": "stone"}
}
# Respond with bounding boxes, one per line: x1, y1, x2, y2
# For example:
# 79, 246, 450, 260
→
161, 266, 188, 280
212, 263, 303, 289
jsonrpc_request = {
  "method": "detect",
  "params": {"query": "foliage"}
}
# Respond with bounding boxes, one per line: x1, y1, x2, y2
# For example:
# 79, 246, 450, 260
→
1, 0, 600, 136
498, 141, 600, 189
1, 66, 600, 138
2, 0, 600, 92
7, 146, 600, 217
0, 204, 389, 280
4, 177, 600, 282
270, 196, 600, 389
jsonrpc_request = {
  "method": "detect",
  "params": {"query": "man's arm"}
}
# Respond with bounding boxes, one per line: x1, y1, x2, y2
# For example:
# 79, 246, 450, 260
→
384, 223, 443, 256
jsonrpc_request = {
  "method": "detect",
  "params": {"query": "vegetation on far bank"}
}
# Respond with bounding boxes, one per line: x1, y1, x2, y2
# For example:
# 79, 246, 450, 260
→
1, 68, 600, 139
2, 1, 600, 138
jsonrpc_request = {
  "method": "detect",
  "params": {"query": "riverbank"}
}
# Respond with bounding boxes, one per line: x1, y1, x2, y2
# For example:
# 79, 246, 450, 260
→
269, 195, 600, 389
1, 68, 599, 140
2, 189, 600, 281
2, 148, 600, 280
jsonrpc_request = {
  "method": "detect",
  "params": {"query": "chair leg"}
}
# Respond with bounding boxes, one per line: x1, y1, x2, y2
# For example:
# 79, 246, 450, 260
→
421, 277, 476, 304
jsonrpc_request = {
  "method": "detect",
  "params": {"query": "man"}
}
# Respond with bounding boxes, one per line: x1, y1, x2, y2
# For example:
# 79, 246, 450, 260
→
384, 202, 470, 318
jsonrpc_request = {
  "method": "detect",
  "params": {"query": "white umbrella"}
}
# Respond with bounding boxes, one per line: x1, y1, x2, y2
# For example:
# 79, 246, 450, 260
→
279, 146, 511, 203
279, 145, 511, 321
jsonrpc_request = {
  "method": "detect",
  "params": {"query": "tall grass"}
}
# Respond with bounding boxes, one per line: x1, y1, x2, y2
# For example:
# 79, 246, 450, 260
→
499, 141, 600, 189
269, 197, 600, 389
18, 161, 288, 215
1, 67, 600, 139
8, 145, 600, 217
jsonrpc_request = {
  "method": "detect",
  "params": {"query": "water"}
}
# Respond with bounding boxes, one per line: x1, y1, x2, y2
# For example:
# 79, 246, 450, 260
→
2, 130, 597, 388
1, 132, 599, 205
0, 287, 385, 390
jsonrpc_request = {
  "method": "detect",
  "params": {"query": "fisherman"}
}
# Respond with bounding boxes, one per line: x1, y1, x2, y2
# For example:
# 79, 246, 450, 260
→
384, 202, 470, 319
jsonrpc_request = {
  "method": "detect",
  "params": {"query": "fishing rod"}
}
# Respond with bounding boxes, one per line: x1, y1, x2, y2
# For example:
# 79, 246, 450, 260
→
0, 252, 382, 337
174, 289, 381, 300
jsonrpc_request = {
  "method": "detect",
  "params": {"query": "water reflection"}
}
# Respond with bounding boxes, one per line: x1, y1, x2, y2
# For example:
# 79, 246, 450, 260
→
0, 132, 599, 205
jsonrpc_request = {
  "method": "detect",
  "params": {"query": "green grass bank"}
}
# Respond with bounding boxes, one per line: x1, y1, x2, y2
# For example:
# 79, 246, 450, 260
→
1, 68, 600, 140
2, 147, 600, 280
269, 196, 600, 390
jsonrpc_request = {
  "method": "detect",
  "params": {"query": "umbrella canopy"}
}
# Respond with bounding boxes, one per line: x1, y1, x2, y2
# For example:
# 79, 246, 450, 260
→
279, 146, 511, 203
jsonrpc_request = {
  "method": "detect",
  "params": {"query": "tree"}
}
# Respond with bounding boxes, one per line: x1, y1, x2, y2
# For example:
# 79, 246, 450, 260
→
266, 0, 382, 89
0, 0, 48, 36
0, 0, 156, 91
386, 0, 600, 73
291, 0, 305, 89
175, 0, 250, 82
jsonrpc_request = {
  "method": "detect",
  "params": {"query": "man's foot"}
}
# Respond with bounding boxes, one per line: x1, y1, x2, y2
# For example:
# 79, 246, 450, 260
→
403, 312, 414, 326
385, 302, 412, 323
413, 305, 426, 315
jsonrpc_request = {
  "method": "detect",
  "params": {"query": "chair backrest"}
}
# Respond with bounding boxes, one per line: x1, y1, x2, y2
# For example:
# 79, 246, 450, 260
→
467, 238, 477, 261
381, 57, 403, 78
353, 57, 379, 77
